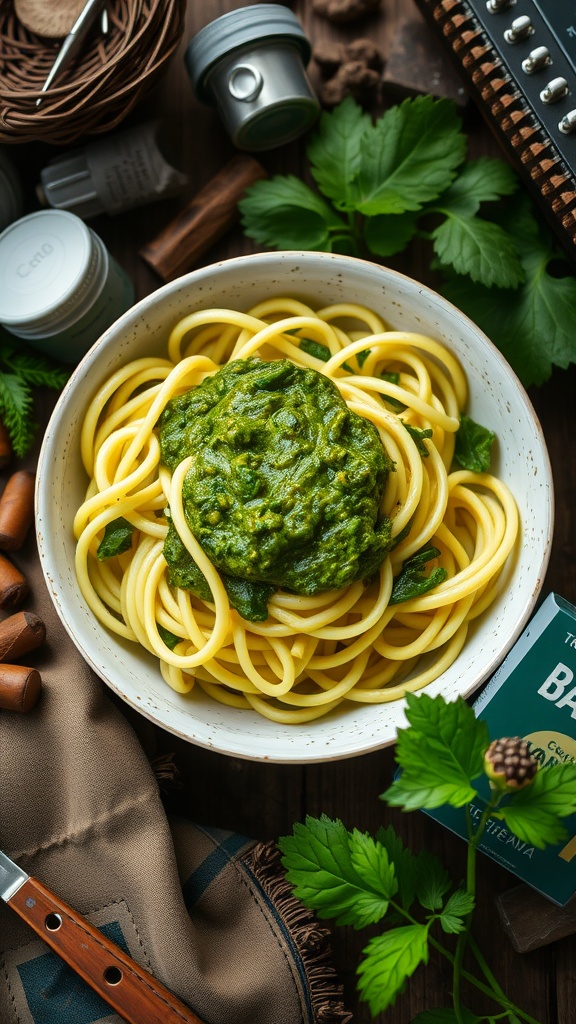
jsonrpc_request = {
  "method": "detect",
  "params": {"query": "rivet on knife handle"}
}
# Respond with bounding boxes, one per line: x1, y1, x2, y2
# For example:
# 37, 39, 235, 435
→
8, 876, 205, 1024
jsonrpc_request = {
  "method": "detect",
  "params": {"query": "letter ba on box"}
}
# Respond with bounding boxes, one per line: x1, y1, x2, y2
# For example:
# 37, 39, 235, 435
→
423, 592, 576, 906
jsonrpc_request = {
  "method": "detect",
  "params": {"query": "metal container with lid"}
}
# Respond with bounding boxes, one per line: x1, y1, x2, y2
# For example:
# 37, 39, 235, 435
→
0, 210, 134, 364
37, 121, 188, 220
184, 5, 320, 151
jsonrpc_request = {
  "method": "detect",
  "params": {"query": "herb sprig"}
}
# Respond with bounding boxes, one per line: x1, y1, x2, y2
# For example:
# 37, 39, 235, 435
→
279, 692, 576, 1023
0, 333, 69, 457
239, 95, 576, 388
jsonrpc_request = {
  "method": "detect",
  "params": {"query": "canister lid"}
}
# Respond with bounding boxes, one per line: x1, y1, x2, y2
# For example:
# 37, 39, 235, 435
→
185, 4, 312, 103
0, 210, 99, 331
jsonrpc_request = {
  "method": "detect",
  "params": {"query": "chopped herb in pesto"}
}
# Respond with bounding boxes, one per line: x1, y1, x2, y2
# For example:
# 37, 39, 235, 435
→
299, 338, 331, 362
162, 515, 276, 622
97, 517, 134, 560
403, 423, 433, 457
159, 358, 393, 596
157, 624, 182, 650
454, 414, 495, 473
390, 546, 448, 604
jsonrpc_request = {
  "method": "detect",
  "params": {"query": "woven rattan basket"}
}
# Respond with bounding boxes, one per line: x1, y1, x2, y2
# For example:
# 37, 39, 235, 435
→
0, 0, 188, 144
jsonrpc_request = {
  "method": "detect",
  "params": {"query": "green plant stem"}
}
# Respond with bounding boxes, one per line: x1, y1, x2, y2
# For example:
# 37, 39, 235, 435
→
452, 791, 515, 1024
388, 900, 540, 1023
468, 934, 512, 1006
425, 933, 541, 1024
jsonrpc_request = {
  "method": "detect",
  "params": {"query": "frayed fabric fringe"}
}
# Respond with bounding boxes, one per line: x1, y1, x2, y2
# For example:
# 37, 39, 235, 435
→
246, 839, 353, 1024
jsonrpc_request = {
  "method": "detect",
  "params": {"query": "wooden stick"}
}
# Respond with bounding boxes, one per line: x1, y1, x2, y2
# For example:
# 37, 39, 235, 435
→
0, 610, 46, 662
0, 664, 42, 712
139, 154, 268, 282
0, 553, 29, 609
0, 470, 35, 551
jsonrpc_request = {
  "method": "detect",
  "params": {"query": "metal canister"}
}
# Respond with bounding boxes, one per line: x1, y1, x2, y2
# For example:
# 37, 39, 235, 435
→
184, 5, 320, 151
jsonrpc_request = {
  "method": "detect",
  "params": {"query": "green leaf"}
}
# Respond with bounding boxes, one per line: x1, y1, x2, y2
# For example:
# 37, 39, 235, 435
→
353, 97, 467, 216
382, 694, 489, 810
238, 176, 344, 251
222, 575, 275, 622
454, 415, 495, 473
498, 762, 576, 850
375, 824, 419, 911
389, 546, 448, 604
432, 216, 524, 289
414, 850, 452, 911
0, 346, 69, 389
441, 195, 576, 386
298, 338, 331, 362
434, 157, 518, 218
364, 212, 419, 257
403, 423, 433, 457
97, 517, 135, 560
357, 924, 429, 1014
307, 96, 372, 211
438, 888, 475, 933
279, 815, 396, 928
349, 829, 397, 901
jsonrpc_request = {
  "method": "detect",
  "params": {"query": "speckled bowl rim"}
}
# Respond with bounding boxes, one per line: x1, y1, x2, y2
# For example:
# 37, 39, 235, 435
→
35, 251, 554, 763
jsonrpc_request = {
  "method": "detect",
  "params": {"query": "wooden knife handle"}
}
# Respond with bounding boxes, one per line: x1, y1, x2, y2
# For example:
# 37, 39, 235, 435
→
9, 877, 205, 1024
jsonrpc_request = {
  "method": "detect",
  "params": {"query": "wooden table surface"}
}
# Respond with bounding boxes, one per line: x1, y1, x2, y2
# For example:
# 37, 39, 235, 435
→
11, 0, 576, 1021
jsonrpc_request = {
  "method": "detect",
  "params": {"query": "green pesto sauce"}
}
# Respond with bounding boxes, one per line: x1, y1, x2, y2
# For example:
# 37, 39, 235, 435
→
158, 358, 393, 597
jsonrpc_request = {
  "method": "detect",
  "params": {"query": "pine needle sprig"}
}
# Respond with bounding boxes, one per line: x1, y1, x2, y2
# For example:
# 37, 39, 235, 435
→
0, 337, 69, 458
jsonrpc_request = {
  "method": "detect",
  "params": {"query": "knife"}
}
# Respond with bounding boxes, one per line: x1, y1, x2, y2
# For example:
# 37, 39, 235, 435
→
0, 848, 205, 1024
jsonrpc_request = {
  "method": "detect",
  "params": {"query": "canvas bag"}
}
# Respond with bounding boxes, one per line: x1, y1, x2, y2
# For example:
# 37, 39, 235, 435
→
0, 504, 350, 1024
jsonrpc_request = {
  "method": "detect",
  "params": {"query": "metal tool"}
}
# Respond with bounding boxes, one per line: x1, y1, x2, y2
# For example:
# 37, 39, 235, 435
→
36, 0, 107, 106
0, 848, 205, 1024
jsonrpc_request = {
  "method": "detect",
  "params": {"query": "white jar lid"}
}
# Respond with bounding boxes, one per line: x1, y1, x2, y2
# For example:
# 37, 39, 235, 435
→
0, 210, 99, 333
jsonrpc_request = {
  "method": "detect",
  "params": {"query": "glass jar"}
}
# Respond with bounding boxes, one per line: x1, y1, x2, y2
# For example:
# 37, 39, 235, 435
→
0, 210, 134, 364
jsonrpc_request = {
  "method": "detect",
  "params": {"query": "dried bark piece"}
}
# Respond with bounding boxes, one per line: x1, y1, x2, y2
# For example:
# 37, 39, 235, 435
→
311, 0, 382, 25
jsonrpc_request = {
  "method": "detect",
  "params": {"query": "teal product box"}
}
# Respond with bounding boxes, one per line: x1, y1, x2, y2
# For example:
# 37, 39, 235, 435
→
424, 592, 576, 906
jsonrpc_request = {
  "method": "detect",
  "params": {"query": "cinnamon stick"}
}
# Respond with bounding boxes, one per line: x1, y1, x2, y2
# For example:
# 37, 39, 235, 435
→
139, 154, 268, 282
0, 470, 35, 551
0, 553, 29, 609
0, 610, 46, 662
0, 664, 42, 712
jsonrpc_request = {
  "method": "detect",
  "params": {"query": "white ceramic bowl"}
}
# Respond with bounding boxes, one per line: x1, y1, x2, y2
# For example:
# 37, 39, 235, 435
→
36, 252, 553, 763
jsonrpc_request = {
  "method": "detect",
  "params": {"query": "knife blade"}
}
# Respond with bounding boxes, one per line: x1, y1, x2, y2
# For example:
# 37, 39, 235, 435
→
0, 848, 204, 1024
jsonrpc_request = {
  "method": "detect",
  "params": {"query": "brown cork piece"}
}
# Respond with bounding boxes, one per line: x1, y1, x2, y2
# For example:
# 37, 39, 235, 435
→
0, 611, 46, 662
14, 0, 88, 38
0, 470, 35, 552
0, 664, 42, 713
0, 553, 29, 609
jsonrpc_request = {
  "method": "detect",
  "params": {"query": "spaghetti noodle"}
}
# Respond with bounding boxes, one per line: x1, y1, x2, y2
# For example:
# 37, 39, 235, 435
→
74, 297, 519, 723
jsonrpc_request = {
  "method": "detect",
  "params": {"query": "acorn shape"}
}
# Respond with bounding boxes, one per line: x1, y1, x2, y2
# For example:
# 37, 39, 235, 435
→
484, 737, 538, 792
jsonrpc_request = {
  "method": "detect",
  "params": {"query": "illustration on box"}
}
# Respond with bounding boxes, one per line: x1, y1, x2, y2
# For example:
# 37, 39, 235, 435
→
425, 592, 576, 906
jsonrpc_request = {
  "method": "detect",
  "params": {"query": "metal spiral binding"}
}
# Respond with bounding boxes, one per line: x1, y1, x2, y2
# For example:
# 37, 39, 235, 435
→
415, 0, 576, 262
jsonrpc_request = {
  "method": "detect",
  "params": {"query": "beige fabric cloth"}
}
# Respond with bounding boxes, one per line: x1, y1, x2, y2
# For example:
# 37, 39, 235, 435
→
0, 491, 349, 1024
